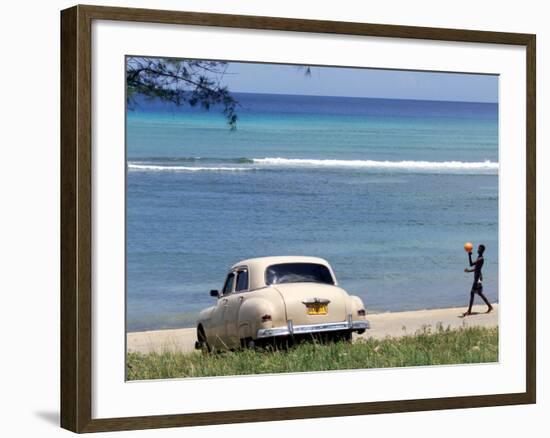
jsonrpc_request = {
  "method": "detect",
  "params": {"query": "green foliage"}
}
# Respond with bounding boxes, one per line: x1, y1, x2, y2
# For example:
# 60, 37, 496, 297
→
127, 326, 498, 380
126, 57, 238, 129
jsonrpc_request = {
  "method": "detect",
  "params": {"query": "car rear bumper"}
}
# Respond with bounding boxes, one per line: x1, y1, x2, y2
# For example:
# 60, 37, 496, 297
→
256, 315, 370, 339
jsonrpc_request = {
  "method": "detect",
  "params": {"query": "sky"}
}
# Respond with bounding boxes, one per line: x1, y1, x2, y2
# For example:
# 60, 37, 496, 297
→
221, 62, 498, 103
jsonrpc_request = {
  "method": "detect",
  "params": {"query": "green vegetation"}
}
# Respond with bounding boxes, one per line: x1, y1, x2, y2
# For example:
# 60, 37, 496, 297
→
126, 326, 498, 380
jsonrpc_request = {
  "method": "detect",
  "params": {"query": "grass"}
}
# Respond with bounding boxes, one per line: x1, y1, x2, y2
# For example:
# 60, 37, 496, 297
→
126, 325, 498, 380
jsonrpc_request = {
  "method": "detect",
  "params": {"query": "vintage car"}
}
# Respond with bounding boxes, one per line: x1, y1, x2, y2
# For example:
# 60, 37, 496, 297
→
195, 256, 369, 351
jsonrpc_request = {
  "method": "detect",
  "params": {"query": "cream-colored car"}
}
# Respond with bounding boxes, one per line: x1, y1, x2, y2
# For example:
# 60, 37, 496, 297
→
195, 256, 369, 351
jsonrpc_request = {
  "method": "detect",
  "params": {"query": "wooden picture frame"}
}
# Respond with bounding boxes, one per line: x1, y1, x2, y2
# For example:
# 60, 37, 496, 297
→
61, 4, 536, 433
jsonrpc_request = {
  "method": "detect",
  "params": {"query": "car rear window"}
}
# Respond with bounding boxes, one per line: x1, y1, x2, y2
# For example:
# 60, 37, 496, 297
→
265, 263, 334, 285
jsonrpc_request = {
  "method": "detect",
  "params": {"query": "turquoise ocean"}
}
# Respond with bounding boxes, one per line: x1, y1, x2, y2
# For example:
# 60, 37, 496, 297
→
126, 92, 498, 332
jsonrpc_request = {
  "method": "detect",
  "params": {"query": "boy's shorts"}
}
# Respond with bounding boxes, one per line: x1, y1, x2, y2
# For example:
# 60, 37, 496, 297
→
471, 280, 483, 293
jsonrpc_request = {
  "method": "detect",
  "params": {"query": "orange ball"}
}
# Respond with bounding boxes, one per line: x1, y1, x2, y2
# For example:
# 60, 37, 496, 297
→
464, 242, 473, 252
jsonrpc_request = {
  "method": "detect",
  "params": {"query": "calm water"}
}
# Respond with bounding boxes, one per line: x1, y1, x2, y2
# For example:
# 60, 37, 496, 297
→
126, 93, 499, 331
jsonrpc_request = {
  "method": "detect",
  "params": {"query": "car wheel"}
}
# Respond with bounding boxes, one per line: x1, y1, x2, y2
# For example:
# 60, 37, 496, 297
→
240, 337, 256, 350
197, 325, 211, 353
336, 331, 352, 343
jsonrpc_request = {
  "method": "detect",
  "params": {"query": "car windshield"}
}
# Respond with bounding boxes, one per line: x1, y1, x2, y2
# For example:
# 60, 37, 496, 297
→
265, 263, 334, 285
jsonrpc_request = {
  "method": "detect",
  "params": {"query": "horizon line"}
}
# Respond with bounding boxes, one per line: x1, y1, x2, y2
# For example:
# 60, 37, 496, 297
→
227, 90, 498, 105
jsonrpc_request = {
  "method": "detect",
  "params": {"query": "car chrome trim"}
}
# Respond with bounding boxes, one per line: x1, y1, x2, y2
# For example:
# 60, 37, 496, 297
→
287, 319, 294, 334
256, 319, 370, 338
302, 297, 331, 305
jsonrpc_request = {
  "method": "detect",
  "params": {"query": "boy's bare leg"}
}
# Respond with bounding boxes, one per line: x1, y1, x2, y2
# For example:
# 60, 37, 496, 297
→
478, 291, 493, 313
463, 291, 475, 316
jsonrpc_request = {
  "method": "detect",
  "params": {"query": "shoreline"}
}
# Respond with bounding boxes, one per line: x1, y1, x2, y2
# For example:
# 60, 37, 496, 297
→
127, 303, 498, 355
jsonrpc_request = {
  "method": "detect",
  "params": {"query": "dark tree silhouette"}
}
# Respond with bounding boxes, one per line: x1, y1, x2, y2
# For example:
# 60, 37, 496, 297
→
127, 57, 313, 130
126, 57, 238, 129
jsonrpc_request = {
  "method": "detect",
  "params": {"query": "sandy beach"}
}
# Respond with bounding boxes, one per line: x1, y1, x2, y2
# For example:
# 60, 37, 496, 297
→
127, 303, 498, 355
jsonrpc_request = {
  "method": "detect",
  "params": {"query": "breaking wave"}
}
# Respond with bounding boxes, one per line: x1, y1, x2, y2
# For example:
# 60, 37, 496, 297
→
252, 157, 498, 171
127, 157, 498, 174
128, 163, 252, 172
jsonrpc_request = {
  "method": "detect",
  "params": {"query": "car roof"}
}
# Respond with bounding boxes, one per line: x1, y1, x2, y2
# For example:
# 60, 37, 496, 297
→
231, 255, 330, 270
229, 256, 336, 289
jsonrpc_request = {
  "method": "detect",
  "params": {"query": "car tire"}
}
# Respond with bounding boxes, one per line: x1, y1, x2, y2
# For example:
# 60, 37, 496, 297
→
197, 325, 211, 353
240, 337, 257, 350
336, 331, 352, 343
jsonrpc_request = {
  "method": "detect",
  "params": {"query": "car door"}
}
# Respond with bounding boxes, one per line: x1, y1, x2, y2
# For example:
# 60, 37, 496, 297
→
223, 267, 249, 348
210, 271, 235, 349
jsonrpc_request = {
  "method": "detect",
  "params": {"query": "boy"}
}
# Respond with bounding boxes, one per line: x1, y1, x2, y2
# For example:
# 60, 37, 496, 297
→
463, 244, 493, 316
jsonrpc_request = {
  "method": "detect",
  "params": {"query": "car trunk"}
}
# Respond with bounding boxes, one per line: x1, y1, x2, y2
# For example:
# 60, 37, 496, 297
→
272, 283, 349, 326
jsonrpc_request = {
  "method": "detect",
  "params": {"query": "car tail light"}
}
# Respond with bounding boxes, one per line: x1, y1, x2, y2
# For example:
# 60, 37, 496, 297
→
261, 314, 272, 322
357, 309, 366, 316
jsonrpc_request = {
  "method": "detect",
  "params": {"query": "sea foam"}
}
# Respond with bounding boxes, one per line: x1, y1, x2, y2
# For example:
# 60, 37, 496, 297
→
128, 157, 499, 174
128, 163, 252, 172
252, 157, 499, 170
